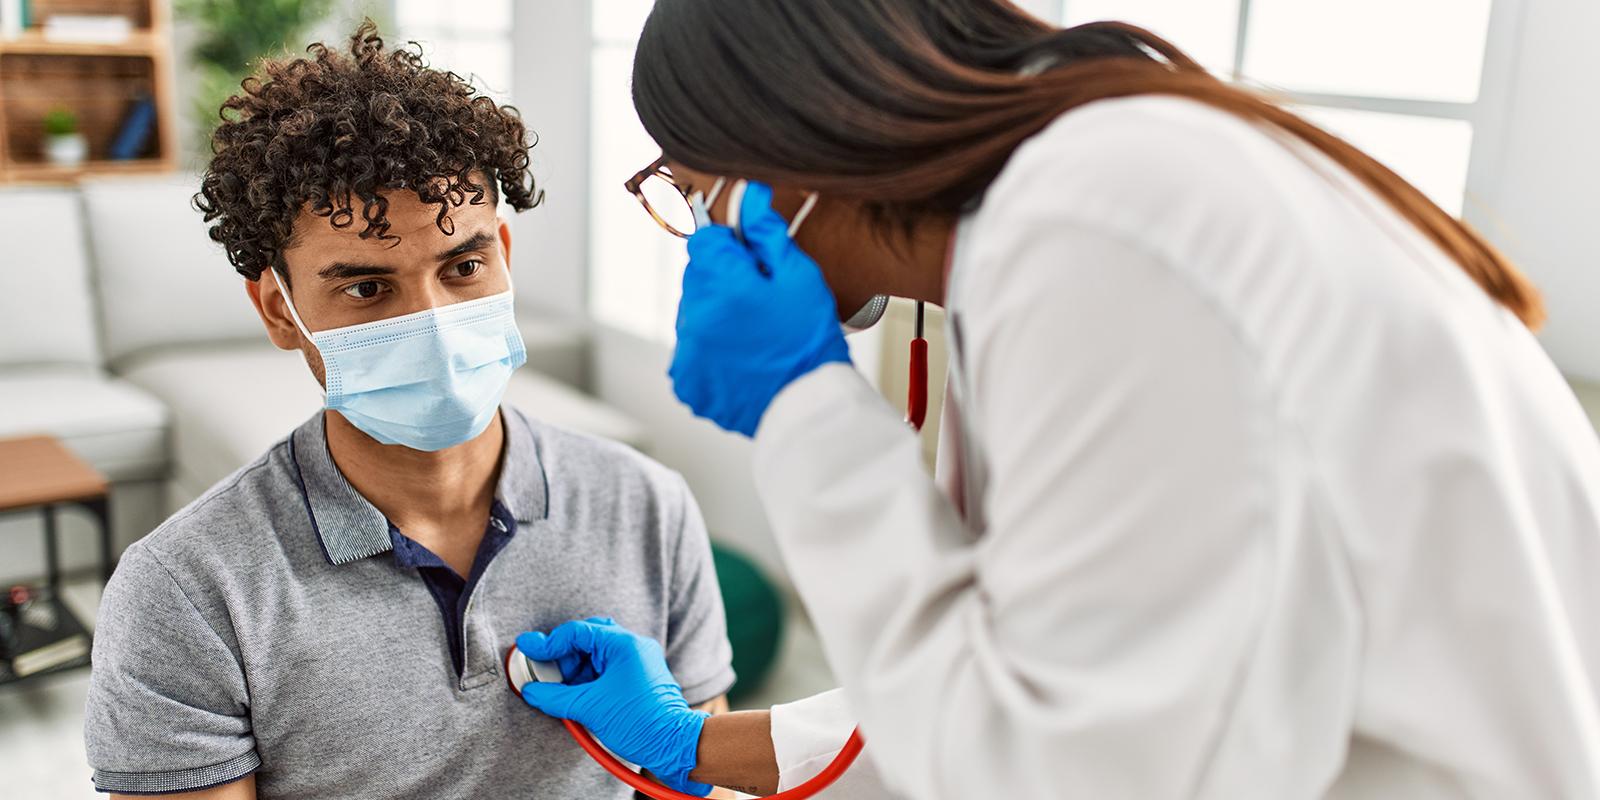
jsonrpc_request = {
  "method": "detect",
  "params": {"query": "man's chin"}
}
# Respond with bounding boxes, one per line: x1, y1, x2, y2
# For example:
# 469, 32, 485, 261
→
325, 407, 504, 453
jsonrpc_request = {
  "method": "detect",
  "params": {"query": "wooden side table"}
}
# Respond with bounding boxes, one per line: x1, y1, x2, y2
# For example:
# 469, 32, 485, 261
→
0, 435, 112, 685
0, 435, 113, 594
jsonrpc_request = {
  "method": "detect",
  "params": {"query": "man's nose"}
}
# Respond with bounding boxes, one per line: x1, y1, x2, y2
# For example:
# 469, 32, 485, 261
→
398, 278, 454, 316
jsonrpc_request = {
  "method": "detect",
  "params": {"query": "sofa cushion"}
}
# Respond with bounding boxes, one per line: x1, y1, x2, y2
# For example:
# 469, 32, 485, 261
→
117, 342, 646, 501
79, 174, 263, 366
0, 187, 101, 368
117, 345, 320, 500
0, 367, 169, 481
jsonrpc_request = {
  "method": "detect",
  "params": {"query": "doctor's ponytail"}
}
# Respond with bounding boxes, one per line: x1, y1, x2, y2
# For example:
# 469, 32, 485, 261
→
632, 0, 1544, 329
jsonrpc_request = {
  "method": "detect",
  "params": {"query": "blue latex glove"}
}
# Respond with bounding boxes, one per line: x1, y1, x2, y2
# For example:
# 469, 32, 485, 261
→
671, 181, 852, 437
516, 618, 712, 797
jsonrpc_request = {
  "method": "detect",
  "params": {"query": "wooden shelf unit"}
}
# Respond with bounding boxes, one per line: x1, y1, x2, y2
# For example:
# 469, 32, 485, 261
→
0, 0, 177, 184
0, 29, 162, 56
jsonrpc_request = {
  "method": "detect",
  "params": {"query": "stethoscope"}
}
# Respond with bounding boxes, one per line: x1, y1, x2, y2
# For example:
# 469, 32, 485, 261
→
503, 178, 932, 798
689, 177, 930, 430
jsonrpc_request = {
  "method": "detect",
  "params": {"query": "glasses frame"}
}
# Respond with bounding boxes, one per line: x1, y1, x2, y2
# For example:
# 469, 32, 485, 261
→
624, 155, 694, 239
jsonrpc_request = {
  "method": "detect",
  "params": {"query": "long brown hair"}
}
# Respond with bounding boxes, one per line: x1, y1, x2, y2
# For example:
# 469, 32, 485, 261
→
632, 1, 1543, 328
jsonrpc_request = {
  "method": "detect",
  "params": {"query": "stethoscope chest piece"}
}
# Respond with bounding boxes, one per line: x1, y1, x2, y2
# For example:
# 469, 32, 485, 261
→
504, 645, 564, 693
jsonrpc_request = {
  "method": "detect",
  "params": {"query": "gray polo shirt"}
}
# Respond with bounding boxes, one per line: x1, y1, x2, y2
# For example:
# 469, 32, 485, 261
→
84, 407, 735, 797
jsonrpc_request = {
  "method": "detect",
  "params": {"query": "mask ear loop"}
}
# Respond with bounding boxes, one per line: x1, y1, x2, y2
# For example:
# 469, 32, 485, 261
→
270, 268, 317, 343
690, 177, 728, 232
270, 268, 333, 402
703, 177, 727, 211
726, 181, 818, 242
725, 180, 748, 242
787, 192, 820, 237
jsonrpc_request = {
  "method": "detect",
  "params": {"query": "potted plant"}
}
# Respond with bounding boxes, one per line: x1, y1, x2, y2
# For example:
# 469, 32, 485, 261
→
43, 107, 87, 167
179, 0, 335, 148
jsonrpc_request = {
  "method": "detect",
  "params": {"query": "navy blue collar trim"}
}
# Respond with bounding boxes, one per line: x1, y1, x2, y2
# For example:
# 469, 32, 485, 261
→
288, 408, 548, 567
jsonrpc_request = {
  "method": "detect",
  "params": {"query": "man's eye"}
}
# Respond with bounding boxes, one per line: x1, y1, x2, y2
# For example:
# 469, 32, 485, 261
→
453, 259, 483, 278
342, 281, 384, 299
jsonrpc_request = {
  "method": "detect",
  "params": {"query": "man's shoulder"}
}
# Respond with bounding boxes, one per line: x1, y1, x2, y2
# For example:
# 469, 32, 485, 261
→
511, 406, 686, 494
147, 442, 285, 541
507, 406, 695, 529
133, 437, 308, 584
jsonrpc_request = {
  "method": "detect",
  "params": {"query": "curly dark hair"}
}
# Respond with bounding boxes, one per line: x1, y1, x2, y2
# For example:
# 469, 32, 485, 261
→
195, 19, 543, 282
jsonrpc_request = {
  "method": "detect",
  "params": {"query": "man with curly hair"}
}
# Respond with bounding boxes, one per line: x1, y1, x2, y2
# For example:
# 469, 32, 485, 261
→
82, 22, 735, 799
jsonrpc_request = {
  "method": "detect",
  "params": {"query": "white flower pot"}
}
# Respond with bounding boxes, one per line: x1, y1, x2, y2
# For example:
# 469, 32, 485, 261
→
44, 133, 87, 167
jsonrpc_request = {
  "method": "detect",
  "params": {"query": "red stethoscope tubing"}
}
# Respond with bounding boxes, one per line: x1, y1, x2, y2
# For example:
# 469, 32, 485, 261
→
563, 719, 868, 799
907, 301, 929, 430
553, 302, 931, 798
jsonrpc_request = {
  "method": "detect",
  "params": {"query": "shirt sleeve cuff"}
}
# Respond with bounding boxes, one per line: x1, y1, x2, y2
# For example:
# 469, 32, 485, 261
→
92, 750, 260, 795
680, 666, 738, 708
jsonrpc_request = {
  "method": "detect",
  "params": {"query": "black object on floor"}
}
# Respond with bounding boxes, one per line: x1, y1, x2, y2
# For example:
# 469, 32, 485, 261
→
0, 585, 92, 688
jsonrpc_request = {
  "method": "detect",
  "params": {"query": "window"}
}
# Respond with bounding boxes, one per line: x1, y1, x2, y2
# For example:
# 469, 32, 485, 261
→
1059, 0, 1242, 74
394, 0, 515, 102
584, 1, 1504, 341
587, 0, 684, 341
1062, 0, 1497, 214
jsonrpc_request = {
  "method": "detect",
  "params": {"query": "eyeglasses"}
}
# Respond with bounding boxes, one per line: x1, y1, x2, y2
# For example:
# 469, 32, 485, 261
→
624, 155, 696, 239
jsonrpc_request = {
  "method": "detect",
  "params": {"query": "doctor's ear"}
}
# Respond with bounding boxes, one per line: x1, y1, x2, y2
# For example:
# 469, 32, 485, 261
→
246, 268, 306, 352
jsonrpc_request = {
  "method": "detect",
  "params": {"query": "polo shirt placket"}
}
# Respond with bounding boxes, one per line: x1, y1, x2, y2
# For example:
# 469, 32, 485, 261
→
287, 411, 551, 692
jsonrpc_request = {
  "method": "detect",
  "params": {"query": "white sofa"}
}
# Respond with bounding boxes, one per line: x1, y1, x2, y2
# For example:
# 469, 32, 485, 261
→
0, 174, 644, 585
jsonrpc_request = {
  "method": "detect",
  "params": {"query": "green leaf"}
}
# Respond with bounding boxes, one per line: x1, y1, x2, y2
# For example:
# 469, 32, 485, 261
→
181, 0, 338, 138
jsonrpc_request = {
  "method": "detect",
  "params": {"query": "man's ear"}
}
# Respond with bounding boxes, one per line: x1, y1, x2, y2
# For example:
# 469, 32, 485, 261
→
245, 268, 306, 352
497, 216, 512, 268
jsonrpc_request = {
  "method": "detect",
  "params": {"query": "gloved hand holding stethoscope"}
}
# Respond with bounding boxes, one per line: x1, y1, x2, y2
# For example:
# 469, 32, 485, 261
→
512, 180, 874, 799
669, 180, 855, 436
514, 618, 716, 796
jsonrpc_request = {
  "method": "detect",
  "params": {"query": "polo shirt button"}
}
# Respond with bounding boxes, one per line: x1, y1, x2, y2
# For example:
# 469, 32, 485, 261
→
490, 517, 508, 532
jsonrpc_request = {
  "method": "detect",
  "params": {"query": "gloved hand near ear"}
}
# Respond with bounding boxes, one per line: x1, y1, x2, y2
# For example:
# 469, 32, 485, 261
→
671, 182, 852, 437
516, 618, 713, 797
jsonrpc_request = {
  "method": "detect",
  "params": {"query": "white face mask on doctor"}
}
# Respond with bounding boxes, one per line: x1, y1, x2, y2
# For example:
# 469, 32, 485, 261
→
271, 265, 527, 451
691, 178, 890, 333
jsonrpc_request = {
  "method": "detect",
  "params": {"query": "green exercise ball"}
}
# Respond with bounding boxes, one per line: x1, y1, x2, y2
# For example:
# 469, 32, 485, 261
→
712, 542, 785, 703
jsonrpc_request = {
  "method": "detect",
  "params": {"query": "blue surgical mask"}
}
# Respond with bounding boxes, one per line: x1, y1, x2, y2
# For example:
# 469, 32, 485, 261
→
271, 269, 527, 451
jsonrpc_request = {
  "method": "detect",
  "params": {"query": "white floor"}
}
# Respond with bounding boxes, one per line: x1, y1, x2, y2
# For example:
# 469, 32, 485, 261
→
0, 576, 835, 798
0, 578, 102, 798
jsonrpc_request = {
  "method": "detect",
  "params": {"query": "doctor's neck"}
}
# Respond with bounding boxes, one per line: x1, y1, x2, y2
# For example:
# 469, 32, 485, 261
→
324, 408, 504, 526
902, 213, 959, 307
806, 203, 957, 308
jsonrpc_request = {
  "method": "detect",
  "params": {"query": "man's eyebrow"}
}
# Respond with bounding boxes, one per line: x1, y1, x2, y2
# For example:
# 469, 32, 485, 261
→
438, 231, 497, 262
317, 262, 395, 281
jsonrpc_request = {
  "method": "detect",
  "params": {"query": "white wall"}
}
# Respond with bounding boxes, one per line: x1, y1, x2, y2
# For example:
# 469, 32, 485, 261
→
589, 324, 888, 580
1465, 0, 1600, 383
506, 1, 591, 320
590, 327, 785, 574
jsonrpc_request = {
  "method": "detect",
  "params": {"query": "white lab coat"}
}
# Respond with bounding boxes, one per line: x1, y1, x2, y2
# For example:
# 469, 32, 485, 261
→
752, 96, 1600, 798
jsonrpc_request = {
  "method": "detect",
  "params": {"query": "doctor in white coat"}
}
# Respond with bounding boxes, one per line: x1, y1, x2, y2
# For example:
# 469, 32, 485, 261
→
513, 1, 1600, 797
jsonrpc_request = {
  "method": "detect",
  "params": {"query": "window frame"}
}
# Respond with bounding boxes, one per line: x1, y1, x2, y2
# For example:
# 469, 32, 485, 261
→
516, 1, 1529, 330
1054, 0, 1527, 221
